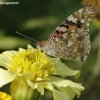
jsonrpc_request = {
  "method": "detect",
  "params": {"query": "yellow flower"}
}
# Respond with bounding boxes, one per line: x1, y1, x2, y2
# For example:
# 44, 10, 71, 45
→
0, 92, 14, 100
0, 45, 84, 100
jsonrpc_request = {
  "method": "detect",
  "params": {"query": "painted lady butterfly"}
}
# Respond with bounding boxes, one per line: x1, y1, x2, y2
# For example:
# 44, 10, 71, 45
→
36, 7, 94, 61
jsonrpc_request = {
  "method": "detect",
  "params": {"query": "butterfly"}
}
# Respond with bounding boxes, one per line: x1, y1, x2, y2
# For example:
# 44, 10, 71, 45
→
17, 7, 94, 61
35, 7, 94, 61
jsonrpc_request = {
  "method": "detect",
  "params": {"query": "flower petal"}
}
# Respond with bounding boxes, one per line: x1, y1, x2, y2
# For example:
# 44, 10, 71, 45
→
27, 44, 36, 50
52, 58, 80, 78
53, 89, 68, 100
17, 73, 34, 82
49, 76, 84, 89
37, 83, 44, 95
27, 80, 44, 95
27, 80, 37, 89
0, 50, 17, 69
58, 86, 77, 100
39, 81, 54, 91
0, 68, 15, 87
49, 76, 84, 99
18, 48, 26, 52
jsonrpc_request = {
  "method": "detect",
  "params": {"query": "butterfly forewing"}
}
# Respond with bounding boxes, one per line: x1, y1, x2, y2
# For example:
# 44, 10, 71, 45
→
36, 7, 94, 61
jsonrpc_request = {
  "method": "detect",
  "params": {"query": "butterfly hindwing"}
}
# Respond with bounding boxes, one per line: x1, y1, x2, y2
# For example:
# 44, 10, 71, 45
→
36, 7, 94, 61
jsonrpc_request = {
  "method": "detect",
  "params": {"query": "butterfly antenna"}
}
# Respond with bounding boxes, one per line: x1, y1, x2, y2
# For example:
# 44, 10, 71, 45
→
16, 31, 38, 43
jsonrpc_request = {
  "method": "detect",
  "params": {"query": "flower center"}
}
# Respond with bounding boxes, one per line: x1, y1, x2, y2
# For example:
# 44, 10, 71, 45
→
11, 48, 56, 81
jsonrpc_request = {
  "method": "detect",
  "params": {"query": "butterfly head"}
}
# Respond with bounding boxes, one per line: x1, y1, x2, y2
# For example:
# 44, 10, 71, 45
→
36, 41, 47, 50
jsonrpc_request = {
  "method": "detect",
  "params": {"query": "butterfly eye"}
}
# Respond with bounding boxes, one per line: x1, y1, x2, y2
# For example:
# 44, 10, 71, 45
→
36, 42, 45, 48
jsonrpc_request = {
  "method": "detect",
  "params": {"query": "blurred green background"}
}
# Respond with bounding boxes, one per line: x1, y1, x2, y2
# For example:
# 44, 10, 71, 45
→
0, 0, 100, 100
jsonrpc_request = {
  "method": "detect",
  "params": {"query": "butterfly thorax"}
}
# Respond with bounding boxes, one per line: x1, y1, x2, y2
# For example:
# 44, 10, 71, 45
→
36, 40, 58, 56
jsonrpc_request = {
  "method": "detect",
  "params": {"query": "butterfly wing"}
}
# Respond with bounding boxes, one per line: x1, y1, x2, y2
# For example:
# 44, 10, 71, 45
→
37, 7, 94, 61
